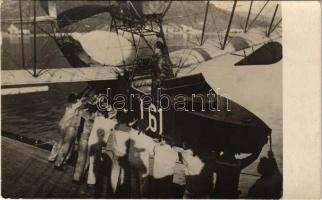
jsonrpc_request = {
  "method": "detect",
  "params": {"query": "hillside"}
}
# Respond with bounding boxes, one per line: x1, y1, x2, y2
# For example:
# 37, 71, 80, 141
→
165, 1, 269, 32
1, 1, 272, 33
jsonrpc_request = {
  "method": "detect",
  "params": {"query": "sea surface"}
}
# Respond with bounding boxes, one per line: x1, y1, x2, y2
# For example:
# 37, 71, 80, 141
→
1, 34, 282, 197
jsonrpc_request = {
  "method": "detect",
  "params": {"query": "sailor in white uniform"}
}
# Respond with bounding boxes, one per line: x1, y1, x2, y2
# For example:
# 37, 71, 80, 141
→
73, 104, 96, 182
149, 137, 179, 198
51, 94, 83, 169
87, 110, 117, 186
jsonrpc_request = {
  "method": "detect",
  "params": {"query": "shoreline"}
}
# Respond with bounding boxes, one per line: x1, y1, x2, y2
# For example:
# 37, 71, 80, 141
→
1, 32, 61, 38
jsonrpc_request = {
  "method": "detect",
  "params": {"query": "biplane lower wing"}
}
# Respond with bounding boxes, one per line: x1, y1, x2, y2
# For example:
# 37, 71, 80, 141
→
1, 66, 121, 93
2, 86, 49, 95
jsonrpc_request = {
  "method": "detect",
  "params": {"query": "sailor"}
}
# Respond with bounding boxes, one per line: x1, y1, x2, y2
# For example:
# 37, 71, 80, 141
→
127, 119, 156, 198
213, 148, 262, 198
73, 103, 96, 183
108, 110, 132, 198
87, 110, 117, 187
149, 137, 179, 199
151, 41, 174, 97
247, 151, 282, 199
182, 149, 215, 199
93, 128, 114, 198
50, 93, 84, 170
48, 85, 91, 164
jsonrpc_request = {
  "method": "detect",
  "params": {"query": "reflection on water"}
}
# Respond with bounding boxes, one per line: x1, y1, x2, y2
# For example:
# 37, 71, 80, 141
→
2, 35, 86, 142
1, 82, 88, 142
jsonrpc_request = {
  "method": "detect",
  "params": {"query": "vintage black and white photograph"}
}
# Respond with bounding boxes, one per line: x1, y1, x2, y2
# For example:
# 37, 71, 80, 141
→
1, 1, 283, 198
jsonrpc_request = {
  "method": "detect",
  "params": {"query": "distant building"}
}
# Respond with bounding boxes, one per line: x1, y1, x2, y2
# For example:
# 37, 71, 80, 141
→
229, 28, 243, 34
165, 24, 195, 34
7, 24, 30, 35
180, 24, 193, 33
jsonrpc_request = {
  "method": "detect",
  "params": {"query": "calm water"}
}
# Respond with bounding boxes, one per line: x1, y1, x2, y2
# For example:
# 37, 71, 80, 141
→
2, 35, 87, 143
1, 35, 282, 197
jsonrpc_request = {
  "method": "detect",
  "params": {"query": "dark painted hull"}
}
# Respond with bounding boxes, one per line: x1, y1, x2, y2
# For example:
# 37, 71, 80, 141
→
132, 73, 271, 154
175, 101, 270, 154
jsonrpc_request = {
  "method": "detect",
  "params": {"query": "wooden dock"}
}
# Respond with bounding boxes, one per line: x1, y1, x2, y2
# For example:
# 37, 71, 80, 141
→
1, 136, 258, 198
1, 136, 95, 198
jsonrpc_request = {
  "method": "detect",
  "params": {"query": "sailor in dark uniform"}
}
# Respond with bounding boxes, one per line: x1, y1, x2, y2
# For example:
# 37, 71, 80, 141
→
213, 148, 262, 198
151, 41, 174, 98
247, 151, 282, 199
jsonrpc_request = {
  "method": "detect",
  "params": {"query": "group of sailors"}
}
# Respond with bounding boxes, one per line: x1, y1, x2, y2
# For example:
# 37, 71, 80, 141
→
47, 89, 282, 199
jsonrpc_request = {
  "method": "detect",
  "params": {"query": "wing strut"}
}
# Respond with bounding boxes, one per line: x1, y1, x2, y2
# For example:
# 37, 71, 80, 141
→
162, 1, 173, 18
33, 0, 37, 77
247, 0, 270, 31
222, 0, 237, 50
244, 0, 253, 33
200, 0, 210, 46
267, 4, 279, 37
18, 0, 25, 69
270, 18, 282, 34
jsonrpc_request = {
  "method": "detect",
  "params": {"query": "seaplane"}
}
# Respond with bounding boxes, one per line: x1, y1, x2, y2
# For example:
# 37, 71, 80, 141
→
1, 0, 282, 155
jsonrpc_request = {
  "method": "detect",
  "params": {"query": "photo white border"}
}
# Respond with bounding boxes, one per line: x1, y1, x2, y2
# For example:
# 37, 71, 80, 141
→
283, 1, 321, 199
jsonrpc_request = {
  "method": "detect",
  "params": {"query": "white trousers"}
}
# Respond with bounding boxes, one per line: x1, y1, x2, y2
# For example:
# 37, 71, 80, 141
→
87, 129, 99, 185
